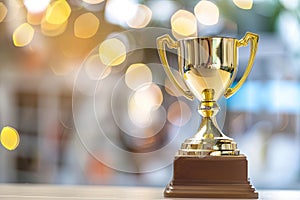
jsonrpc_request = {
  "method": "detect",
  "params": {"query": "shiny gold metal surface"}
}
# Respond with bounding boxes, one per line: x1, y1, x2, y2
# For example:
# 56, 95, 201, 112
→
157, 32, 259, 156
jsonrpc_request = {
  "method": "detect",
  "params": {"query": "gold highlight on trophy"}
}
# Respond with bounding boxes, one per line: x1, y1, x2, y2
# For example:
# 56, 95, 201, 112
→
157, 32, 259, 198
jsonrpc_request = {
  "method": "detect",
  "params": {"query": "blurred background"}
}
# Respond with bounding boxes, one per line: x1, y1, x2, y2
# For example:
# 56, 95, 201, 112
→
0, 0, 300, 190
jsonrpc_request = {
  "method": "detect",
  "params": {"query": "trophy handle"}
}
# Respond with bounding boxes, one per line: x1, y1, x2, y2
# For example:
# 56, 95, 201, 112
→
157, 34, 194, 100
224, 32, 259, 98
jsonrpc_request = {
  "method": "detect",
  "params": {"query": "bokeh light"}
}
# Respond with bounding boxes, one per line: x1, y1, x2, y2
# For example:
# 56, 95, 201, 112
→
194, 0, 219, 25
0, 2, 8, 23
128, 98, 167, 136
83, 0, 105, 5
233, 0, 253, 10
24, 0, 50, 13
128, 83, 163, 128
84, 54, 111, 80
0, 126, 20, 151
167, 101, 192, 126
99, 38, 126, 66
45, 0, 71, 25
171, 9, 197, 39
13, 23, 35, 47
132, 83, 163, 112
125, 63, 152, 90
105, 0, 137, 27
27, 12, 44, 25
41, 18, 68, 37
74, 12, 99, 39
128, 97, 152, 128
126, 4, 152, 29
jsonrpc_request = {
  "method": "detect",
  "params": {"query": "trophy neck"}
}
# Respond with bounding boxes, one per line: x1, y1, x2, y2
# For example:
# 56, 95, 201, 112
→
193, 117, 226, 139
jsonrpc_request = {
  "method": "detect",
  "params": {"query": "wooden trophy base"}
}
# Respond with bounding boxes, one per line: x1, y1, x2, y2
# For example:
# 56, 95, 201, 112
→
164, 155, 258, 199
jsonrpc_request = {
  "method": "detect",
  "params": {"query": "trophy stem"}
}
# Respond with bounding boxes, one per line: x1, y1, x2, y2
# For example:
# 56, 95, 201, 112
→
178, 89, 239, 156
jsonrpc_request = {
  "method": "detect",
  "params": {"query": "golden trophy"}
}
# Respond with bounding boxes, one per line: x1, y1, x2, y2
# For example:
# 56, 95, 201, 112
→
157, 32, 259, 198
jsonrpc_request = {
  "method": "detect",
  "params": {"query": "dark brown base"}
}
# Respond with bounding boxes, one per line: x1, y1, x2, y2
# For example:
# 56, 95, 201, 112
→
164, 155, 258, 199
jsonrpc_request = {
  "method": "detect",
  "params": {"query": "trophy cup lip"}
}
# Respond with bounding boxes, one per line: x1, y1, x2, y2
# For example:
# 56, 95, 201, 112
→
178, 36, 237, 42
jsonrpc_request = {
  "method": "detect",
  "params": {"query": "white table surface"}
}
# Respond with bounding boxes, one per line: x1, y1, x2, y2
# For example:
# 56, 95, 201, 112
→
0, 184, 299, 200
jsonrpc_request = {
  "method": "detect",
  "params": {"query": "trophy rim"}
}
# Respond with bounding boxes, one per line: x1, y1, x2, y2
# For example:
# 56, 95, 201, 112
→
178, 36, 237, 42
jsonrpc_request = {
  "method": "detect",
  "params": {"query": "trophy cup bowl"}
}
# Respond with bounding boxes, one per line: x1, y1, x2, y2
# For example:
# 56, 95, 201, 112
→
157, 32, 259, 198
